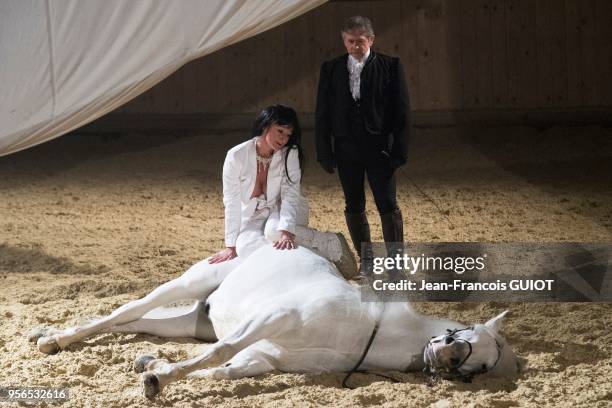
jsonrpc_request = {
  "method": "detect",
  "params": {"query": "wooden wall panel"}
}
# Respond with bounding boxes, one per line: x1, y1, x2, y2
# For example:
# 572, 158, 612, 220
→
201, 51, 217, 113
264, 21, 287, 110
399, 1, 421, 110
156, 68, 181, 113
251, 28, 274, 111
116, 0, 612, 119
459, 0, 495, 109
535, 0, 568, 107
312, 4, 335, 63
593, 0, 612, 107
489, 0, 509, 108
370, 0, 402, 58
224, 40, 245, 112
506, 0, 538, 108
180, 59, 197, 114
475, 0, 494, 108
300, 14, 318, 112
282, 13, 313, 111
170, 65, 186, 114
442, 2, 463, 110
417, 0, 449, 110
565, 0, 598, 107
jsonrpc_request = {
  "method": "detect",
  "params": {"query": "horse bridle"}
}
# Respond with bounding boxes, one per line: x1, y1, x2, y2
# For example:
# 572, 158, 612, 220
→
423, 326, 504, 383
342, 324, 504, 388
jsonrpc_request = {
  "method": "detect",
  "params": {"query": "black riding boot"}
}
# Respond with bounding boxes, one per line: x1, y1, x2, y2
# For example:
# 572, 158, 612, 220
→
344, 211, 371, 258
380, 208, 404, 281
380, 208, 404, 246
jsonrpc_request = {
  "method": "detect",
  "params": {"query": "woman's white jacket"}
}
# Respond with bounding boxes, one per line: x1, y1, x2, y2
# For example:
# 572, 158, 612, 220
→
222, 137, 301, 247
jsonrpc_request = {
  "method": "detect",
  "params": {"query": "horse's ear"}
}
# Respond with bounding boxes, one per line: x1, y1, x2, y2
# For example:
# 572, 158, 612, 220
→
484, 310, 509, 333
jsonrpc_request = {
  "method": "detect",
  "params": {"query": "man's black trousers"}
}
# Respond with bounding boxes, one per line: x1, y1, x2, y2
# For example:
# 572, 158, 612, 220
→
335, 149, 398, 215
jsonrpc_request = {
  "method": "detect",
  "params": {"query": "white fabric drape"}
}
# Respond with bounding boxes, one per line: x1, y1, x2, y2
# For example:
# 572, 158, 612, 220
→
0, 0, 326, 157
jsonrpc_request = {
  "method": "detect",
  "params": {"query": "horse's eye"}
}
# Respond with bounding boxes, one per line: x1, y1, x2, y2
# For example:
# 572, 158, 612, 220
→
450, 358, 460, 366
482, 364, 487, 370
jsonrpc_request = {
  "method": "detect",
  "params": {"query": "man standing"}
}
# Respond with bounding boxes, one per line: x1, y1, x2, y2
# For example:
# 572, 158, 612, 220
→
315, 16, 409, 265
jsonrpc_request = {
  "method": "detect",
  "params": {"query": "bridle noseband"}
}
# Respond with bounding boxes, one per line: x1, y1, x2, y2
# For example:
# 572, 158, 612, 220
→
423, 326, 503, 383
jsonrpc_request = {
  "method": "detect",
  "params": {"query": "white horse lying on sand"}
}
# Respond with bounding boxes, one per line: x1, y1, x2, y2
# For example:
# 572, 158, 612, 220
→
31, 245, 520, 399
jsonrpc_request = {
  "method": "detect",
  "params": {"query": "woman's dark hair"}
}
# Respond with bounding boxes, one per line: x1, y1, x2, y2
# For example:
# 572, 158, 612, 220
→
252, 104, 305, 183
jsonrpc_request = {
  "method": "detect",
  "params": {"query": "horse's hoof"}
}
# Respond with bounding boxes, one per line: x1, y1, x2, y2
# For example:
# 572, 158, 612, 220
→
141, 373, 161, 399
133, 354, 156, 373
37, 336, 60, 354
27, 327, 50, 343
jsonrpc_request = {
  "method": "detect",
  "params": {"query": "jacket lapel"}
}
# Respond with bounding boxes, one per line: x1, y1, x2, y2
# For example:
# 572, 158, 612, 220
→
339, 54, 352, 99
243, 138, 257, 202
360, 51, 376, 100
267, 149, 283, 203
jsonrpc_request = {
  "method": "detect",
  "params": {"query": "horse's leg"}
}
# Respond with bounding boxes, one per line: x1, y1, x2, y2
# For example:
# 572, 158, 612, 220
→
35, 257, 240, 354
109, 300, 216, 342
186, 343, 277, 380
140, 307, 301, 399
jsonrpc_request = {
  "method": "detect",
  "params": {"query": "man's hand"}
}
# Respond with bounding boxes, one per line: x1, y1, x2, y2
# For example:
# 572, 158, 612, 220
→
273, 230, 296, 250
208, 247, 237, 264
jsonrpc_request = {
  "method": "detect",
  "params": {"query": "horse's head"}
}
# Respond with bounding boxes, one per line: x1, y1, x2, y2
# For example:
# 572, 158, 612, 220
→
423, 310, 521, 382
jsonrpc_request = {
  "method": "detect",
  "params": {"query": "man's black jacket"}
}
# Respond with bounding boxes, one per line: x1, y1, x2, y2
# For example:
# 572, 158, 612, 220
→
315, 51, 410, 169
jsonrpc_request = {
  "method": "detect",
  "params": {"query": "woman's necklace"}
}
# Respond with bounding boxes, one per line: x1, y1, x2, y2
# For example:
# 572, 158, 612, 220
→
256, 140, 272, 172
256, 152, 272, 168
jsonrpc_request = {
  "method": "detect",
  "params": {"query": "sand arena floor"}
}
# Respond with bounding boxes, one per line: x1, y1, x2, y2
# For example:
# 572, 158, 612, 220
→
0, 126, 611, 407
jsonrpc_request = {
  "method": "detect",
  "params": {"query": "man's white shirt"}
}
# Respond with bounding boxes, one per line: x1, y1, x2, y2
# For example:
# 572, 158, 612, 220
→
347, 49, 370, 100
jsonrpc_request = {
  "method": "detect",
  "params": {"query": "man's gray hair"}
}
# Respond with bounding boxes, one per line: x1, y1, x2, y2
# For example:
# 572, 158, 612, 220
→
341, 16, 375, 37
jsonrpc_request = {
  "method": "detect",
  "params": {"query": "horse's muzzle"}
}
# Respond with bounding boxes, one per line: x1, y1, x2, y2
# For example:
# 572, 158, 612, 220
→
424, 336, 471, 373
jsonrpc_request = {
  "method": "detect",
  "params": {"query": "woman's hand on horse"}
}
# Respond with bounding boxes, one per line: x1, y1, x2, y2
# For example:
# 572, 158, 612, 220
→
274, 230, 296, 250
208, 247, 238, 264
